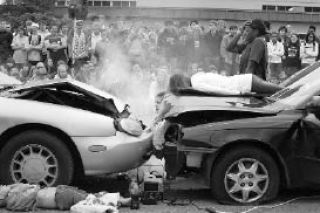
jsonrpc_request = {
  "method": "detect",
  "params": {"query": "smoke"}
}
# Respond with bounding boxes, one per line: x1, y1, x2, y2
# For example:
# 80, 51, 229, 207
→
90, 21, 159, 125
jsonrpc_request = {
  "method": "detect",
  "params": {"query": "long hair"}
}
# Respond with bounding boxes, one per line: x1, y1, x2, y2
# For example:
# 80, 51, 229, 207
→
168, 74, 192, 95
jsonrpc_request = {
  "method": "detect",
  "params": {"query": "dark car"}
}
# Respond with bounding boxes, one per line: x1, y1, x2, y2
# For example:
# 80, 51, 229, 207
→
161, 62, 320, 204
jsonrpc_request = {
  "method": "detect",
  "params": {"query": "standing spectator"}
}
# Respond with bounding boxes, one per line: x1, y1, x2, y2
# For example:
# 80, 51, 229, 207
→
38, 22, 50, 62
38, 22, 50, 39
283, 34, 301, 78
61, 24, 69, 37
217, 20, 227, 35
0, 20, 13, 64
307, 25, 319, 40
203, 20, 223, 72
176, 26, 192, 72
264, 21, 271, 42
278, 26, 289, 46
68, 20, 91, 72
300, 32, 319, 68
128, 33, 146, 68
91, 24, 102, 54
308, 25, 320, 61
95, 29, 110, 64
267, 33, 284, 83
220, 25, 239, 76
227, 19, 268, 80
189, 20, 204, 68
158, 22, 179, 71
27, 23, 43, 66
11, 27, 28, 68
45, 24, 68, 77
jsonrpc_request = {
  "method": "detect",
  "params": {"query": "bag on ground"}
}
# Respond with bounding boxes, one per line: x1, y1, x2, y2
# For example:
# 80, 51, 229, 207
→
55, 185, 88, 210
70, 194, 118, 213
35, 187, 57, 209
0, 185, 11, 207
6, 184, 40, 212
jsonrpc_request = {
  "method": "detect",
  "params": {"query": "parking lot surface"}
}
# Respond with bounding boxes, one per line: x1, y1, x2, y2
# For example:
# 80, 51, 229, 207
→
2, 176, 320, 213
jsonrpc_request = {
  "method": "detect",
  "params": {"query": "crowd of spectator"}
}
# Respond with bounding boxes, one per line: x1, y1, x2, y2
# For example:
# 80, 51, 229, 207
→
0, 17, 318, 97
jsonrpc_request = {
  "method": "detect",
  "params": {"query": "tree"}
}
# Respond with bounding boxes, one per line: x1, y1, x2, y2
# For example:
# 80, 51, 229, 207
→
17, 0, 55, 12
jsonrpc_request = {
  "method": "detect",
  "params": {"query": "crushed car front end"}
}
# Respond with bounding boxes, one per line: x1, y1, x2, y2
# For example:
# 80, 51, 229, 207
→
1, 79, 153, 177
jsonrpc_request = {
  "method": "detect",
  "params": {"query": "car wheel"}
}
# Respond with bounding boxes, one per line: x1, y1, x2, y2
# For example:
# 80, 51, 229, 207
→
211, 146, 280, 204
0, 130, 74, 187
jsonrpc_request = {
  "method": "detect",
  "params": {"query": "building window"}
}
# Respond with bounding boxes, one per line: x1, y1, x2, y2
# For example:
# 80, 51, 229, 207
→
129, 1, 136, 7
112, 1, 121, 7
305, 7, 320, 13
88, 1, 93, 6
305, 7, 313, 12
102, 1, 111, 6
262, 5, 276, 11
56, 0, 66, 6
93, 1, 102, 6
121, 1, 129, 7
278, 6, 292, 12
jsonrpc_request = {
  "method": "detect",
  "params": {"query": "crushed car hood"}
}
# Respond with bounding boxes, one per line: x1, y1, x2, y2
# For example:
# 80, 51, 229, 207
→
5, 79, 125, 112
164, 95, 278, 118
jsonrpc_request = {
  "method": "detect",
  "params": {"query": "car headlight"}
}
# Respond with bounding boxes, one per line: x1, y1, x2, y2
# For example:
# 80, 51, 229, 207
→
115, 117, 144, 137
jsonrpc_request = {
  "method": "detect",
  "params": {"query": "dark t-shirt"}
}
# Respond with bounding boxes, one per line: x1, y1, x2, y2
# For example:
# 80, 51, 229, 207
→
45, 34, 68, 63
204, 31, 223, 58
285, 42, 301, 68
0, 30, 13, 61
239, 37, 267, 80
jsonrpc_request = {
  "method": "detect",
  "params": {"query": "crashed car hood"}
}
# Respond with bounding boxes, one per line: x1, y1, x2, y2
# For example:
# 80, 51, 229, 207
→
4, 79, 126, 113
164, 95, 278, 118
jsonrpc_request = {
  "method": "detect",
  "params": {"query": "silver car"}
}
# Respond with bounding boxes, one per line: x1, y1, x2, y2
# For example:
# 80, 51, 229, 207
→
0, 79, 153, 186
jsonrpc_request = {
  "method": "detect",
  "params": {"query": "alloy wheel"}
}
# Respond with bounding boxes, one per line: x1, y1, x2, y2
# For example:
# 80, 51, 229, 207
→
224, 158, 269, 203
10, 144, 59, 187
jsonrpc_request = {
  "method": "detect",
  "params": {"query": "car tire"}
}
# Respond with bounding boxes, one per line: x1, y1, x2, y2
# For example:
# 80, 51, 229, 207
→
0, 130, 74, 187
211, 146, 280, 204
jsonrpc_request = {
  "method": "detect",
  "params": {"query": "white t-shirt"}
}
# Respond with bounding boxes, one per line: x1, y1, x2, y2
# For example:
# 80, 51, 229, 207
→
191, 72, 253, 95
267, 41, 284, 64
12, 35, 29, 64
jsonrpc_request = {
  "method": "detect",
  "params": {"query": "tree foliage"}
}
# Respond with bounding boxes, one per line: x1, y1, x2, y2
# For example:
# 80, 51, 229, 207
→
0, 3, 63, 28
16, 0, 55, 12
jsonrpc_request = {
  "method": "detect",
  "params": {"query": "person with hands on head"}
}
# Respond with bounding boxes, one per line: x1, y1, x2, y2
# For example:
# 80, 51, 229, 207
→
227, 19, 269, 80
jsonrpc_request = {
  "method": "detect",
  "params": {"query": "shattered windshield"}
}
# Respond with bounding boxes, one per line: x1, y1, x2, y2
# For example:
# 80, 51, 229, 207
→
269, 62, 320, 104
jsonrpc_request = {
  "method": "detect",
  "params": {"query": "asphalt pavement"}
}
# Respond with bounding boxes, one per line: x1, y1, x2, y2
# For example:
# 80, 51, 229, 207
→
2, 176, 320, 213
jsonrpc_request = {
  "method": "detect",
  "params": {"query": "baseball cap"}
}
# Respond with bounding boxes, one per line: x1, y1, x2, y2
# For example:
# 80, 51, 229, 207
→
245, 19, 268, 35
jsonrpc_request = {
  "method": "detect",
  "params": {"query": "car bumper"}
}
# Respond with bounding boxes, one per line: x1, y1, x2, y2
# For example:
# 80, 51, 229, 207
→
72, 129, 153, 175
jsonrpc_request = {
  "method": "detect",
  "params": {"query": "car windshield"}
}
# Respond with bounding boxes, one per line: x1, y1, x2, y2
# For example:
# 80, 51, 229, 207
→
267, 62, 320, 108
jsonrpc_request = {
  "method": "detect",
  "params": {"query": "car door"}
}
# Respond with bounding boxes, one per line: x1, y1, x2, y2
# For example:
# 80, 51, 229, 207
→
286, 109, 320, 185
